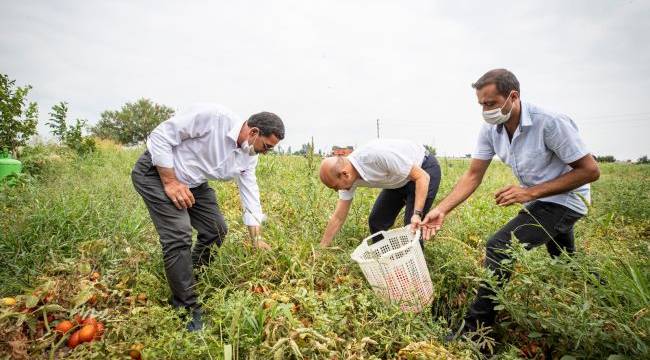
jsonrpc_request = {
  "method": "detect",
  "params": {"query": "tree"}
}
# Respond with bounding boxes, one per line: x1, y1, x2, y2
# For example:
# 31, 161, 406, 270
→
48, 101, 95, 156
424, 145, 437, 156
0, 74, 38, 157
595, 155, 616, 163
638, 155, 649, 164
92, 98, 174, 145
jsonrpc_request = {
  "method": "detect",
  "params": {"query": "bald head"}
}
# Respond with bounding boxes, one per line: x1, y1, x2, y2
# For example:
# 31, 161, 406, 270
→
319, 156, 345, 188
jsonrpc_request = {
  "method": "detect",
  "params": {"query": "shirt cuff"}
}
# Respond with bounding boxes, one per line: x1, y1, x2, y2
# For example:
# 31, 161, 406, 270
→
150, 152, 174, 168
243, 212, 266, 226
471, 152, 494, 160
562, 149, 589, 164
338, 190, 354, 201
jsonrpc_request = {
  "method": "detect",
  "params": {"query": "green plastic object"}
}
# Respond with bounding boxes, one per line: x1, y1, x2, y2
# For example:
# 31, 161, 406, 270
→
0, 152, 22, 180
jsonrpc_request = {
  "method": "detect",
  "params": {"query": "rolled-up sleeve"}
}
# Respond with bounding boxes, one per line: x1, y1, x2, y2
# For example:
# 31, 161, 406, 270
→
236, 156, 266, 226
544, 115, 589, 164
472, 124, 495, 160
146, 110, 214, 168
338, 185, 357, 200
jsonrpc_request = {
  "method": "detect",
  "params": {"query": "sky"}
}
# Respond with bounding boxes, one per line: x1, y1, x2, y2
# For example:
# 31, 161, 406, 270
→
1, 0, 649, 160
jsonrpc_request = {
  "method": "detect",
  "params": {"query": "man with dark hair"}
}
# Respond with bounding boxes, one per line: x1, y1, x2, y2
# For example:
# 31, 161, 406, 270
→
131, 104, 284, 331
421, 69, 600, 345
319, 139, 441, 247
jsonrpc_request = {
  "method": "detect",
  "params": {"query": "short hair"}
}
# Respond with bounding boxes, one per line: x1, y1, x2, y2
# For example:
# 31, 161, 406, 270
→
247, 112, 285, 140
472, 69, 520, 97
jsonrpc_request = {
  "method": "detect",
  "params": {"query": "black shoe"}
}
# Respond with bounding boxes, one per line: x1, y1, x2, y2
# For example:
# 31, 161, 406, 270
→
186, 307, 203, 332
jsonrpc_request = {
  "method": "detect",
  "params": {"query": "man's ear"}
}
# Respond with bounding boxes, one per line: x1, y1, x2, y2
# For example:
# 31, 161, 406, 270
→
511, 91, 520, 101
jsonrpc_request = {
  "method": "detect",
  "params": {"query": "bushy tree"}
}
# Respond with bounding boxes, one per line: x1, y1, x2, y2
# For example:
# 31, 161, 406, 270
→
48, 102, 96, 156
0, 74, 38, 157
92, 98, 174, 145
424, 144, 437, 156
638, 155, 649, 164
595, 155, 616, 163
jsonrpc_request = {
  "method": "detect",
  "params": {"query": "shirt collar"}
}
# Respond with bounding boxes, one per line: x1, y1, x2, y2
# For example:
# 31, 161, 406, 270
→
520, 101, 532, 127
497, 100, 532, 133
227, 119, 247, 148
348, 155, 367, 181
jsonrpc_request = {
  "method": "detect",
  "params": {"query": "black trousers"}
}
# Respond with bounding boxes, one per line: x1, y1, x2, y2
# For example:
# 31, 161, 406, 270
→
465, 200, 583, 328
131, 151, 228, 309
368, 155, 441, 234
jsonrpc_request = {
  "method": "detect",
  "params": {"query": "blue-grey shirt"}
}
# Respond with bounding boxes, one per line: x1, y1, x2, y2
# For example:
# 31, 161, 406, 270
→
472, 101, 591, 214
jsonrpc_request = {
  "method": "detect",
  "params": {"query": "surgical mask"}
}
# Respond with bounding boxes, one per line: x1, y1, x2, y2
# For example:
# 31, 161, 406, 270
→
482, 93, 514, 125
240, 133, 257, 156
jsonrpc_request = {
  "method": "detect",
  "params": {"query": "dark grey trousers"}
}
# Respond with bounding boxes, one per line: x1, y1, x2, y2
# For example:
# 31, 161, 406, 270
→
368, 155, 442, 233
131, 151, 228, 309
465, 200, 583, 328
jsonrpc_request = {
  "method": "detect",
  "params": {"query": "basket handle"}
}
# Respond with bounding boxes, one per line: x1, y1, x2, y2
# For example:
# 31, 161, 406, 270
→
352, 227, 421, 264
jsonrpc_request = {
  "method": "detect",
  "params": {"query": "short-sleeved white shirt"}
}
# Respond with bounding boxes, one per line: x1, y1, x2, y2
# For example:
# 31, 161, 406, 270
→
472, 101, 591, 214
338, 139, 426, 200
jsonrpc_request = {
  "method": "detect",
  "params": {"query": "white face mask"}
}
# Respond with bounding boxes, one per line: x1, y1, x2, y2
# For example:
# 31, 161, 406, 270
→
482, 93, 514, 125
240, 133, 257, 156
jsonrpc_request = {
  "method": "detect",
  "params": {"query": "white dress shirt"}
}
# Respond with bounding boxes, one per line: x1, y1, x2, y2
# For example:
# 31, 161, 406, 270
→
146, 103, 264, 226
472, 101, 590, 214
339, 139, 426, 200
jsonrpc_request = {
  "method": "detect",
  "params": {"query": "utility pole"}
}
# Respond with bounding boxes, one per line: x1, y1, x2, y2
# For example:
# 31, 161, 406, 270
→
376, 118, 380, 138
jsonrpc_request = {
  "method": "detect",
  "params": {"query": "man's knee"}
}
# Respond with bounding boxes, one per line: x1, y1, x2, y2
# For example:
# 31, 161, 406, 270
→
368, 211, 390, 233
209, 220, 228, 245
160, 222, 193, 257
216, 221, 228, 238
484, 232, 511, 270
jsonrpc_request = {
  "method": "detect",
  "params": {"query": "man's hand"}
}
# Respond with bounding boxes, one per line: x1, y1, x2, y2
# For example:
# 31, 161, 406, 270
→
320, 238, 333, 248
247, 226, 271, 250
409, 214, 423, 234
495, 185, 535, 206
163, 180, 195, 209
253, 238, 272, 250
421, 208, 445, 240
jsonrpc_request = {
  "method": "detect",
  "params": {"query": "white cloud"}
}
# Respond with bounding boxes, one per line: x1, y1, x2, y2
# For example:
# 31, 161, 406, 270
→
1, 0, 648, 159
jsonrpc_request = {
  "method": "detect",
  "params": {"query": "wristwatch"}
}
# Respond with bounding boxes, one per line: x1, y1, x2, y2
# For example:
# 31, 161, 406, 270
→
414, 209, 424, 218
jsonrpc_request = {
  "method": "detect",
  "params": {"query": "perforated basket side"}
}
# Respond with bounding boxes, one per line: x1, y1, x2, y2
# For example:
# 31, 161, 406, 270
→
351, 226, 434, 312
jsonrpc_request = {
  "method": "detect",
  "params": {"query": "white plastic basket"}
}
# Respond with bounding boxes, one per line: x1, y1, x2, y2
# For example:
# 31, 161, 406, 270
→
351, 226, 433, 312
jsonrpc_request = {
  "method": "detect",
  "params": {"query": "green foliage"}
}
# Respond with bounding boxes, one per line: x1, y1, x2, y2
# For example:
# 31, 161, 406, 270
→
92, 98, 174, 145
47, 102, 96, 156
493, 242, 649, 358
638, 155, 649, 164
16, 144, 63, 177
0, 149, 648, 358
424, 144, 437, 156
595, 155, 616, 163
0, 73, 38, 156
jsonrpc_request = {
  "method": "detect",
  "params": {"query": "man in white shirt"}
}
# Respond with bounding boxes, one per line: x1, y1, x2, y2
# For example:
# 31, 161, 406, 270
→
421, 69, 600, 345
319, 139, 441, 247
131, 104, 284, 331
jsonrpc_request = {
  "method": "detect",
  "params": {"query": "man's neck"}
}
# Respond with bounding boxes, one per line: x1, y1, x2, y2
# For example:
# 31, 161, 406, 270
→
347, 158, 361, 181
504, 100, 522, 137
237, 122, 249, 147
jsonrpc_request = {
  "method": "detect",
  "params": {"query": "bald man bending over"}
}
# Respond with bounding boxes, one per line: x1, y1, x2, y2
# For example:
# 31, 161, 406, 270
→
319, 139, 441, 247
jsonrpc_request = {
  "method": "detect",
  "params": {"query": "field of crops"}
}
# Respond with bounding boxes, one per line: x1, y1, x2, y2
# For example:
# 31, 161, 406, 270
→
1, 142, 648, 359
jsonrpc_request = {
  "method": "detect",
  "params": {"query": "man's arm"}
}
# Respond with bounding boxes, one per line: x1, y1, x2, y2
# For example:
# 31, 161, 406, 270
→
236, 157, 270, 250
320, 199, 353, 247
407, 165, 430, 231
421, 158, 491, 239
495, 154, 600, 206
